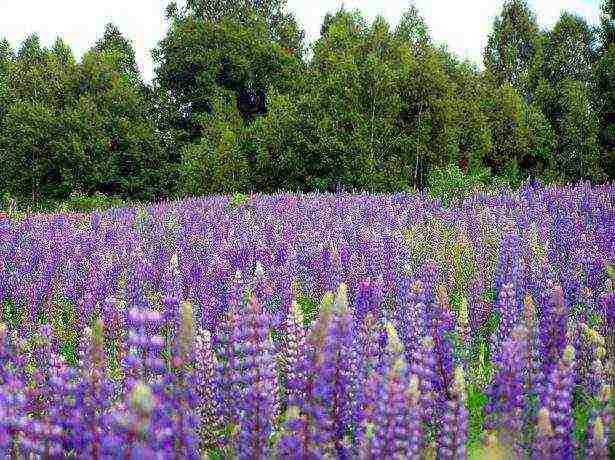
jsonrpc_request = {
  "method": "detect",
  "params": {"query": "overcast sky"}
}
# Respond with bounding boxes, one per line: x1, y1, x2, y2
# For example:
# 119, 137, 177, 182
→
0, 1, 602, 82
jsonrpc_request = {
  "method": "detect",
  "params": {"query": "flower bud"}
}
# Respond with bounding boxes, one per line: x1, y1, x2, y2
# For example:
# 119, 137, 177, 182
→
334, 282, 348, 313
537, 408, 553, 437
563, 345, 575, 362
592, 417, 605, 445
129, 382, 155, 416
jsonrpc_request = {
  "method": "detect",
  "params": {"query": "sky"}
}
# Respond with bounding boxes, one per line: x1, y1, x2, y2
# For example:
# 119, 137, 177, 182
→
0, 1, 603, 82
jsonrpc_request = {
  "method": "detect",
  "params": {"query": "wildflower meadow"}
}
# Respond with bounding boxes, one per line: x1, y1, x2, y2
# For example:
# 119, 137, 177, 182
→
0, 181, 613, 458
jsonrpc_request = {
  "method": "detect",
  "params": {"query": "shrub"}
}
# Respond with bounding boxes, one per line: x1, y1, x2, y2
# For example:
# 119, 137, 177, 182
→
426, 163, 492, 204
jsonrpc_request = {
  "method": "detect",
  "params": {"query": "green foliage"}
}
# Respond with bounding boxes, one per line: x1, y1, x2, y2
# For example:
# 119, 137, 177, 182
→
228, 192, 250, 208
249, 7, 468, 192
93, 23, 141, 80
56, 191, 127, 213
467, 385, 488, 444
49, 297, 80, 365
1, 300, 22, 330
556, 79, 604, 182
0, 190, 129, 217
295, 295, 319, 327
543, 12, 597, 91
0, 1, 612, 206
0, 29, 175, 202
535, 12, 607, 183
153, 2, 303, 126
483, 0, 544, 99
595, 43, 615, 178
427, 163, 492, 204
179, 90, 254, 196
484, 84, 555, 177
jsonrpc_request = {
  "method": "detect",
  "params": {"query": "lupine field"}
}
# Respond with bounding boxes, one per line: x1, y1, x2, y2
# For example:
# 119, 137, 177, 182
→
0, 182, 613, 459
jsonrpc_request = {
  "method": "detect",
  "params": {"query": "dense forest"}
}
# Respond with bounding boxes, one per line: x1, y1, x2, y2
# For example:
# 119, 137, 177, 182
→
0, 0, 613, 203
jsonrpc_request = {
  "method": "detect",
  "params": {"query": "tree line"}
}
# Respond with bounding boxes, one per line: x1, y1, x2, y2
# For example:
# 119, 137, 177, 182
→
0, 0, 613, 202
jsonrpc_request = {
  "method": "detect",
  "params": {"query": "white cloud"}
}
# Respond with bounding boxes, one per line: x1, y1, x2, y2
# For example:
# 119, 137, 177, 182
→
0, 0, 602, 82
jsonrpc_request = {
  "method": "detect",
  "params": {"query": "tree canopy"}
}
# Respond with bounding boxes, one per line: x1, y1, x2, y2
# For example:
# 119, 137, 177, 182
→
0, 1, 611, 204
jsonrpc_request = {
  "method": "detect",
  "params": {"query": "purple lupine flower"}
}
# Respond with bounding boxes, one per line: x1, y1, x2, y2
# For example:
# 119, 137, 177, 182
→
311, 283, 355, 457
160, 252, 183, 300
276, 404, 322, 460
101, 296, 128, 359
522, 293, 544, 400
159, 301, 201, 459
276, 292, 337, 459
494, 282, 518, 355
419, 259, 439, 306
360, 324, 423, 459
351, 313, 384, 446
354, 278, 374, 327
213, 299, 242, 428
541, 345, 576, 459
539, 284, 569, 386
76, 320, 114, 459
193, 329, 220, 450
234, 295, 279, 459
0, 323, 10, 384
283, 299, 308, 410
21, 325, 66, 458
161, 294, 181, 337
599, 288, 614, 391
485, 326, 527, 451
532, 407, 555, 459
396, 279, 427, 364
48, 352, 80, 453
405, 374, 424, 459
425, 285, 455, 414
251, 260, 275, 306
123, 300, 166, 388
438, 367, 469, 460
0, 324, 27, 458
0, 180, 612, 458
410, 336, 438, 428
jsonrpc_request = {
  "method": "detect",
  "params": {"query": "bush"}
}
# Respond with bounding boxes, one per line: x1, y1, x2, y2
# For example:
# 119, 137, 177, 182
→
56, 191, 127, 214
0, 191, 129, 218
426, 163, 492, 204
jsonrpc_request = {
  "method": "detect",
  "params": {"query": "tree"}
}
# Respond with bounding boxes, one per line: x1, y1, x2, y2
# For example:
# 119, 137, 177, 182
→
179, 89, 253, 195
556, 79, 604, 181
597, 1, 615, 178
92, 23, 141, 81
0, 38, 13, 76
250, 7, 464, 192
0, 36, 77, 200
535, 12, 606, 181
446, 61, 493, 171
599, 0, 614, 48
75, 48, 174, 198
396, 45, 459, 188
153, 2, 304, 143
543, 12, 597, 95
485, 84, 554, 179
0, 30, 174, 201
394, 4, 430, 46
0, 39, 13, 122
483, 0, 543, 101
51, 37, 76, 67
